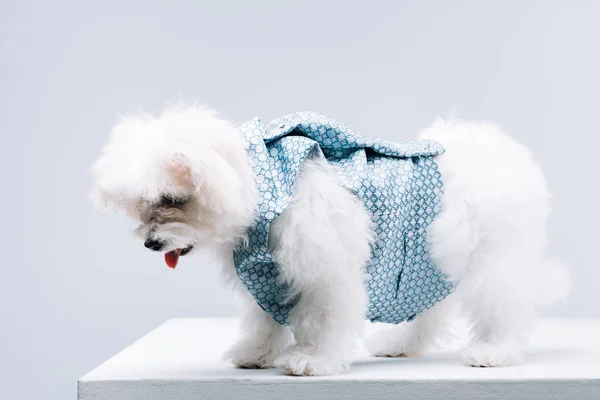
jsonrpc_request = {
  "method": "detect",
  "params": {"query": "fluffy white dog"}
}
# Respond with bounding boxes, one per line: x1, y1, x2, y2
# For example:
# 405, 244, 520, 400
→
91, 104, 570, 375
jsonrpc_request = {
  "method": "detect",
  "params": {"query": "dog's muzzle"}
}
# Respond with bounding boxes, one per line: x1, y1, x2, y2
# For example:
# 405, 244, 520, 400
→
143, 239, 193, 269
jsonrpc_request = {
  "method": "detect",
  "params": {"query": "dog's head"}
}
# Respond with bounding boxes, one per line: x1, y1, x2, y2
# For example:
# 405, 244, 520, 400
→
91, 104, 257, 268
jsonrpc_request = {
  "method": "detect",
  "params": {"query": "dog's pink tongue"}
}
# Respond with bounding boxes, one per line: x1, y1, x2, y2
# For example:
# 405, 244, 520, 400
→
165, 249, 182, 269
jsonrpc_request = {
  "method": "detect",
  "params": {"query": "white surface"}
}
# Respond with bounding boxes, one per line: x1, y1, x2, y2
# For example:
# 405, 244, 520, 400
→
79, 318, 600, 400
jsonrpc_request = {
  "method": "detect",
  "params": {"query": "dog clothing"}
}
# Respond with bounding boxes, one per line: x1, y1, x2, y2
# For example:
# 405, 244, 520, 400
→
233, 112, 454, 325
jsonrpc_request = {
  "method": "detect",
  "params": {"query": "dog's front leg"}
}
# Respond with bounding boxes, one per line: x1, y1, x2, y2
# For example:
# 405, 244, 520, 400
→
224, 295, 292, 369
270, 157, 373, 376
278, 276, 367, 376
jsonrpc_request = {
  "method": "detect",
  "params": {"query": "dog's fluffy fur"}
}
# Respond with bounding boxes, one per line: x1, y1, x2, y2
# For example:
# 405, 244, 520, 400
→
91, 104, 570, 375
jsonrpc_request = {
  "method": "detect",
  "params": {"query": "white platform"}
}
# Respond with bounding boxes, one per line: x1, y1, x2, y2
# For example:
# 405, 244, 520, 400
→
79, 318, 600, 400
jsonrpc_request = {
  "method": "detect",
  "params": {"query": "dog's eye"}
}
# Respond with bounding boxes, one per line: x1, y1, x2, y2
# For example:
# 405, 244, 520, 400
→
162, 195, 187, 207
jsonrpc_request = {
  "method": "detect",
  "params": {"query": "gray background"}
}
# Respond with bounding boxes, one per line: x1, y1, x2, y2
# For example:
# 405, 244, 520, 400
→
1, 1, 598, 399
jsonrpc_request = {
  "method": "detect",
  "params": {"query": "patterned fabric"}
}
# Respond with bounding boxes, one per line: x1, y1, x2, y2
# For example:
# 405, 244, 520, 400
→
233, 112, 454, 325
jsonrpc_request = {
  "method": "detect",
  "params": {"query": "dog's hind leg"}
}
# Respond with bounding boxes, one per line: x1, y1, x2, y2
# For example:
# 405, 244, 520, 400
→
428, 198, 536, 367
365, 293, 457, 357
457, 239, 555, 367
269, 156, 373, 376
428, 180, 550, 367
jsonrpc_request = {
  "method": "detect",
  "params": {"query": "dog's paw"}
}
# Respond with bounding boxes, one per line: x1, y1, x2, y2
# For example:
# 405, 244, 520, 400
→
463, 342, 523, 367
224, 339, 280, 369
365, 325, 426, 358
277, 347, 349, 376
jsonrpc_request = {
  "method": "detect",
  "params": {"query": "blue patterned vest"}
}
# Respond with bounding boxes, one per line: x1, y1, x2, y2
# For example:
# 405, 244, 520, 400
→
233, 112, 454, 325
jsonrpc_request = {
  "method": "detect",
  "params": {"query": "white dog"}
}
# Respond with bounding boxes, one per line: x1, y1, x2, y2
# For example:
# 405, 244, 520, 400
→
91, 104, 570, 376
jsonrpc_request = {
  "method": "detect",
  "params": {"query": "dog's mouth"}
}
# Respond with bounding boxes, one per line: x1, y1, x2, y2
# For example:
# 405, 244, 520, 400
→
164, 245, 193, 269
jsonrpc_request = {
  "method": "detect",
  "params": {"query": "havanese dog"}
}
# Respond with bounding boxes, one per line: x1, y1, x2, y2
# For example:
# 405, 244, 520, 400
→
91, 103, 570, 376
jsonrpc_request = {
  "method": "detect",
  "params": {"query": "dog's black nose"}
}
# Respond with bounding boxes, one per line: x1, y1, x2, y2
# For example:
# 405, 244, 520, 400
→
144, 239, 164, 251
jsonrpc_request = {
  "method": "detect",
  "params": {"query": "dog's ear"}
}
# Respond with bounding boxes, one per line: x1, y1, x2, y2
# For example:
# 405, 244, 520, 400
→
165, 149, 248, 215
165, 157, 196, 191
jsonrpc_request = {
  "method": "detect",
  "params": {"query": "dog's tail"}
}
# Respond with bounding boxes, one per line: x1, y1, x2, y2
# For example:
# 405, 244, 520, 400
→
534, 257, 571, 306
